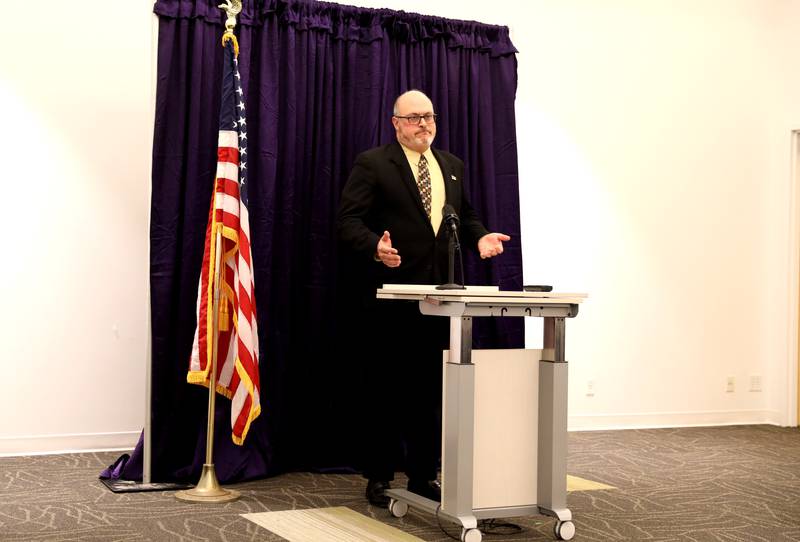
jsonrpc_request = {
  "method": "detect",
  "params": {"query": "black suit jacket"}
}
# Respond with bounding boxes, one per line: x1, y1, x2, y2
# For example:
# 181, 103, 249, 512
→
338, 142, 489, 286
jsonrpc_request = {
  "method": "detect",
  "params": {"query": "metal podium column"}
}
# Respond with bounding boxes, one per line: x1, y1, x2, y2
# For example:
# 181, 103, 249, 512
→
538, 316, 571, 522
442, 315, 478, 528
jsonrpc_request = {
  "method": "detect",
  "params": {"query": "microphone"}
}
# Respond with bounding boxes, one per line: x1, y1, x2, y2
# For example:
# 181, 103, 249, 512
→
442, 204, 459, 233
437, 203, 466, 290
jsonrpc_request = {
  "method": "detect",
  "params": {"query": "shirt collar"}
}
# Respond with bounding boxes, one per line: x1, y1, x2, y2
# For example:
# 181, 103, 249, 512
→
399, 143, 434, 165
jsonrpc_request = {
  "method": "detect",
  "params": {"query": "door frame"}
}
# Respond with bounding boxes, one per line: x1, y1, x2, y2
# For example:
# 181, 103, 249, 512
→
789, 130, 800, 426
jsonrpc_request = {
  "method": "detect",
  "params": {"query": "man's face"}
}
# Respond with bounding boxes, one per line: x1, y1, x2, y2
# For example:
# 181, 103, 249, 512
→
392, 93, 436, 153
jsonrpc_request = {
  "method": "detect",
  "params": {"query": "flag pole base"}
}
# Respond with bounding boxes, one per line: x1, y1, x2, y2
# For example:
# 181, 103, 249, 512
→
174, 464, 240, 503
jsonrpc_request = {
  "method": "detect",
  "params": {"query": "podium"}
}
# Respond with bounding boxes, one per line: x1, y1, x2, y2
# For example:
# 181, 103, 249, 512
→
376, 285, 586, 542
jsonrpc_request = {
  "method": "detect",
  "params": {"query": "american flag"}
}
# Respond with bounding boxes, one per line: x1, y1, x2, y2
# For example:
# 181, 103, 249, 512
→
188, 39, 260, 445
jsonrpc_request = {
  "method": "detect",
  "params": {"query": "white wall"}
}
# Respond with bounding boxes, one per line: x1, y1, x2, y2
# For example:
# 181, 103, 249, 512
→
514, 0, 800, 429
0, 1, 155, 454
1, 0, 798, 455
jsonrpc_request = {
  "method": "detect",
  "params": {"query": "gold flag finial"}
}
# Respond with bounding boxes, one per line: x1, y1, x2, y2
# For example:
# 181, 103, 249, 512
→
219, 0, 242, 55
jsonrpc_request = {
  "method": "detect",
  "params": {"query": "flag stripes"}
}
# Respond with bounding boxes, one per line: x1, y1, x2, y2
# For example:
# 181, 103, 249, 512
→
188, 39, 260, 446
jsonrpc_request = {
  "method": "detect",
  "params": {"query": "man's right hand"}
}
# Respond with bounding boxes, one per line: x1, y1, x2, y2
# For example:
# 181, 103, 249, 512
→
375, 230, 401, 267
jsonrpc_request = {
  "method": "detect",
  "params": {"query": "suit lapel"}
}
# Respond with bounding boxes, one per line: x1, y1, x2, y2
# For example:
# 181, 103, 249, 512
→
387, 142, 431, 223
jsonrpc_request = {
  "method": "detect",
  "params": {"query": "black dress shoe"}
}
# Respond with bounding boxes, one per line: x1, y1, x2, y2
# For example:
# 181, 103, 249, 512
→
407, 478, 441, 502
365, 479, 391, 508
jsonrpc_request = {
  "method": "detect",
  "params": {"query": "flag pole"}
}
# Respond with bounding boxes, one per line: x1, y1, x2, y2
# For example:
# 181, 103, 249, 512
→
175, 0, 243, 504
176, 226, 239, 503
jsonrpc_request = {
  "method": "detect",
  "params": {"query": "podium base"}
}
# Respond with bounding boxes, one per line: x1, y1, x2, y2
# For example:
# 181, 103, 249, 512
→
436, 283, 466, 290
174, 464, 240, 503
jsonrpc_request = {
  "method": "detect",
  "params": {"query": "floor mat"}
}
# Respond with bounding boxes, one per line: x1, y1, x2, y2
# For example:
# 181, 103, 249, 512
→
242, 506, 424, 542
567, 474, 615, 491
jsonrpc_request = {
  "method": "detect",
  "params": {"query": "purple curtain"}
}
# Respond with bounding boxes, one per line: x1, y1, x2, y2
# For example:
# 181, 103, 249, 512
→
138, 0, 522, 483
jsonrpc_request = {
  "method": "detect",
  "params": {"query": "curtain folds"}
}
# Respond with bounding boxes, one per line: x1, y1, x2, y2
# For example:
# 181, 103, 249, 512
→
138, 0, 523, 483
154, 0, 517, 56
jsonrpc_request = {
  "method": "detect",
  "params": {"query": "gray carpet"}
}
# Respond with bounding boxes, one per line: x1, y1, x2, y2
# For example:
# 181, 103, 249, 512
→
1, 425, 799, 541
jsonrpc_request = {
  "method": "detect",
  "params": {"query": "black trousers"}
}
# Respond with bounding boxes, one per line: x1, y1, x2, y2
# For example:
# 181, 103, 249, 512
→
362, 300, 449, 482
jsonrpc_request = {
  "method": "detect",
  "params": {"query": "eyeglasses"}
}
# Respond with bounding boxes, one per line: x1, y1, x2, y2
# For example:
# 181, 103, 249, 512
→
394, 113, 438, 125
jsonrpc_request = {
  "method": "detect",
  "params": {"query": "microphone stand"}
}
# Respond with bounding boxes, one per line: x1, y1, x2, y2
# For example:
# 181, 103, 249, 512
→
437, 221, 466, 290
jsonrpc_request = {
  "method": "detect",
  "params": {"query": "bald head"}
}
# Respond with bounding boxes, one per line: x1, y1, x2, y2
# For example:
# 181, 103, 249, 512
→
393, 90, 432, 116
391, 90, 437, 153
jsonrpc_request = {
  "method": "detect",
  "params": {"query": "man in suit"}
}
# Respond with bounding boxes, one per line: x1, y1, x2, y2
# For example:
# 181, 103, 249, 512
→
337, 89, 509, 507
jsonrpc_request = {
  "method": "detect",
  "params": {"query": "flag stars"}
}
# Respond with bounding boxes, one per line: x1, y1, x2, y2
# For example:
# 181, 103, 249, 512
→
238, 116, 246, 126
239, 131, 247, 141
236, 87, 243, 96
238, 101, 245, 111
239, 147, 247, 155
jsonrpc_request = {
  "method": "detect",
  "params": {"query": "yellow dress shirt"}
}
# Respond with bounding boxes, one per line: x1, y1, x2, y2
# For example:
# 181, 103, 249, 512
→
400, 144, 445, 234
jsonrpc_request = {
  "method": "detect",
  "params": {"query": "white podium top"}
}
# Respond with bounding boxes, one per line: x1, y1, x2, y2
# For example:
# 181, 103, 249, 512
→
376, 284, 587, 306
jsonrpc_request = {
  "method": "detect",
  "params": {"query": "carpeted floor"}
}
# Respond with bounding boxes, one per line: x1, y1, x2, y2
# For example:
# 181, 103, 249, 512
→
1, 425, 799, 541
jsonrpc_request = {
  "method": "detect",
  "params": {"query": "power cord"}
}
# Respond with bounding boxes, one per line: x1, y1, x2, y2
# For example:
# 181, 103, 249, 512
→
478, 518, 524, 536
435, 505, 525, 539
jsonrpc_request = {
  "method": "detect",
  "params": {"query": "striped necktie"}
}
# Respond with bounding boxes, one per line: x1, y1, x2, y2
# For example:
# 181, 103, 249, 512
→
417, 154, 432, 218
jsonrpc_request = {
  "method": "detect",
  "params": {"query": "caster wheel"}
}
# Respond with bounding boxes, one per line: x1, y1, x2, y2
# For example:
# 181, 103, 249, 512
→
388, 498, 408, 518
460, 527, 482, 542
554, 520, 575, 541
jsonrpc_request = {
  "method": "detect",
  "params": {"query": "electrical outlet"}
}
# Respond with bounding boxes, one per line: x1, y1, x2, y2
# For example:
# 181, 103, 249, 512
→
750, 375, 762, 392
726, 376, 735, 393
586, 379, 595, 397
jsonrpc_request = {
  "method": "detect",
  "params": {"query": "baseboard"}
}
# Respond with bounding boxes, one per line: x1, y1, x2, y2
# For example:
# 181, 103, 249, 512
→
568, 409, 785, 431
0, 410, 787, 456
0, 430, 140, 457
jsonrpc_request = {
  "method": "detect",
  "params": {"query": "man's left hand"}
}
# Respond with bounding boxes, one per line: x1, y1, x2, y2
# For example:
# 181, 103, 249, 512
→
478, 232, 511, 259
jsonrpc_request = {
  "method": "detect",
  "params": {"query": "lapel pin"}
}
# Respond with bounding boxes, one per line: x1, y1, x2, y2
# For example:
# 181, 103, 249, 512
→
450, 174, 457, 181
